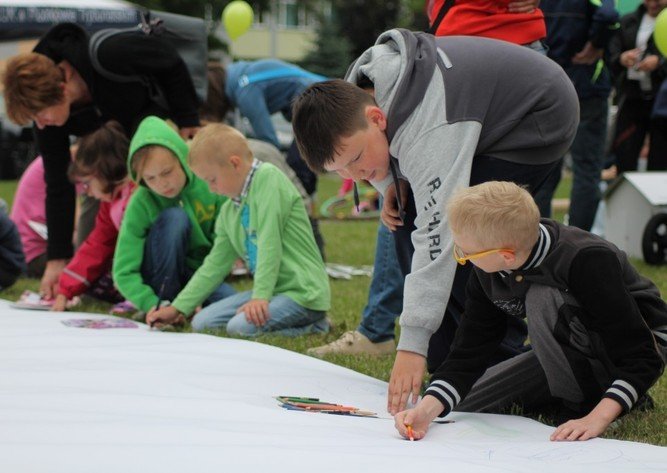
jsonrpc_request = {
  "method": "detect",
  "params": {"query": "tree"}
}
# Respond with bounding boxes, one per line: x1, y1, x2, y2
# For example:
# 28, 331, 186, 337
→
299, 15, 353, 79
332, 0, 400, 58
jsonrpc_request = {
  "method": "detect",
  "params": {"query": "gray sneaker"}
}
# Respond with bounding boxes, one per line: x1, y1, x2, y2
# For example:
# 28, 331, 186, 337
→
307, 330, 395, 357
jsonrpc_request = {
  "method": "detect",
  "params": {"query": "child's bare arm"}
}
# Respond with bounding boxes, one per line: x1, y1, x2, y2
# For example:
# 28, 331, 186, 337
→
550, 398, 623, 441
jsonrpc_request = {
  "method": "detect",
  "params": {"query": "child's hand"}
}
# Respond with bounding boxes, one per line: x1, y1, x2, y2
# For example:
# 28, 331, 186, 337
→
381, 180, 409, 231
40, 259, 67, 299
51, 294, 68, 312
550, 415, 611, 441
551, 398, 622, 441
238, 299, 270, 326
394, 396, 445, 441
146, 306, 184, 327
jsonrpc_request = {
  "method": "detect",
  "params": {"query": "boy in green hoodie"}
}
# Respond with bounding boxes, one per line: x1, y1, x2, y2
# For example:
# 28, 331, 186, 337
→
147, 124, 330, 336
113, 116, 235, 318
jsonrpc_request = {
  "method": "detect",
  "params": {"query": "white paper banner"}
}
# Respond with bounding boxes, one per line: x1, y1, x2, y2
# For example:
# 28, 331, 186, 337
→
0, 301, 665, 472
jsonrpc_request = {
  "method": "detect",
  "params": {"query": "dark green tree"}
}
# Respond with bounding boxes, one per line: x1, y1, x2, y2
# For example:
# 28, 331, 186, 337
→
332, 0, 400, 58
299, 15, 353, 79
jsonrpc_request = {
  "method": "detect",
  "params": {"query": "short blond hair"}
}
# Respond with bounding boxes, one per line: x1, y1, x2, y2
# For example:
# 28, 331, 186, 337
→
447, 181, 540, 251
131, 145, 178, 182
2, 52, 65, 125
189, 123, 252, 168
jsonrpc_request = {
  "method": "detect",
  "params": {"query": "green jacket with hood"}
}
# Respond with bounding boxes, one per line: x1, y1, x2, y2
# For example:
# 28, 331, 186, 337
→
112, 116, 225, 312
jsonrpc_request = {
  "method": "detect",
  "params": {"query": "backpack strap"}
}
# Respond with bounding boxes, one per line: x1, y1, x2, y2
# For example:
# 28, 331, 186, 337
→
238, 67, 326, 88
427, 0, 456, 35
88, 27, 144, 84
88, 11, 152, 84
88, 23, 168, 110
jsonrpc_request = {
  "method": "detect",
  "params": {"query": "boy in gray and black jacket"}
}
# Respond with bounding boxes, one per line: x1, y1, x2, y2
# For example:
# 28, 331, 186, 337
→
292, 28, 579, 414
394, 181, 667, 442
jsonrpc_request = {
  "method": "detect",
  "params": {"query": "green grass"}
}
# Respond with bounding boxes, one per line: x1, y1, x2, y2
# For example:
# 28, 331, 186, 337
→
2, 173, 666, 445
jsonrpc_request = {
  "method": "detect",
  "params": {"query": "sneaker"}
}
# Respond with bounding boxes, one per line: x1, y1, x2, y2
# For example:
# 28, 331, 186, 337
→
307, 330, 395, 357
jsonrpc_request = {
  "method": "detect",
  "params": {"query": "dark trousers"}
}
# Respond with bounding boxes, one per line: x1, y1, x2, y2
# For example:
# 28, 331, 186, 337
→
457, 284, 667, 417
286, 140, 318, 196
648, 116, 667, 171
535, 97, 611, 226
613, 97, 661, 173
392, 155, 563, 373
568, 97, 609, 231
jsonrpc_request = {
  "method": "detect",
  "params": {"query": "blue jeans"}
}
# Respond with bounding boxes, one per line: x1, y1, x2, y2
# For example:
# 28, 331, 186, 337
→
191, 290, 329, 336
141, 208, 236, 306
569, 97, 608, 231
357, 221, 404, 343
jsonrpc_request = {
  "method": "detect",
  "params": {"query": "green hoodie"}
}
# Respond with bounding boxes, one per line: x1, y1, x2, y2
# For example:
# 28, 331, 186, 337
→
112, 116, 226, 312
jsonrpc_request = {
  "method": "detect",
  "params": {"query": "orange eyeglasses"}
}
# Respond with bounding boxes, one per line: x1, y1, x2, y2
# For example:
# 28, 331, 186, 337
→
452, 245, 514, 265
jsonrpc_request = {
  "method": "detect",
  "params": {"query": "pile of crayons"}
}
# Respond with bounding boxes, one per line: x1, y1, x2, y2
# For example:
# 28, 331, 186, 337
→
276, 396, 377, 418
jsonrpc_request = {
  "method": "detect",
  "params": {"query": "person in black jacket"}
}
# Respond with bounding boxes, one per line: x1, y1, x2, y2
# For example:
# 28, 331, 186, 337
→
541, 0, 619, 231
2, 23, 201, 298
609, 0, 667, 173
394, 181, 667, 442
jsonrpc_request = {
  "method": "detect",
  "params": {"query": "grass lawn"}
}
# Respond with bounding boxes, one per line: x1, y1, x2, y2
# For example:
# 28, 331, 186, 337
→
1, 173, 665, 446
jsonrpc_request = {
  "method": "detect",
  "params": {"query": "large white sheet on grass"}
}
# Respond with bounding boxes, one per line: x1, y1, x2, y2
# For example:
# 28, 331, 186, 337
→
1, 301, 665, 473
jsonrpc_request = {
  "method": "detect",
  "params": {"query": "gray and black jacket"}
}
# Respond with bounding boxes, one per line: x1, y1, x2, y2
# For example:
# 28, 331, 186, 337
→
425, 219, 667, 416
345, 29, 579, 356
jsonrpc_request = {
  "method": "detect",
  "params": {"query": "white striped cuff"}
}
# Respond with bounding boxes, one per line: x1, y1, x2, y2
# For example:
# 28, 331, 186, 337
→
604, 379, 639, 412
424, 379, 461, 416
62, 268, 91, 287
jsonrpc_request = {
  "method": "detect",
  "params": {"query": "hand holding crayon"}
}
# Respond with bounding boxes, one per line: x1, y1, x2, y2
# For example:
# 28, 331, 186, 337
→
394, 395, 448, 441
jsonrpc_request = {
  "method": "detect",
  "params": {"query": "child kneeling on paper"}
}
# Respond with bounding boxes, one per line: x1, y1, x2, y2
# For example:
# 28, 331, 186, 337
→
52, 121, 135, 311
113, 117, 235, 321
395, 181, 667, 441
147, 124, 331, 336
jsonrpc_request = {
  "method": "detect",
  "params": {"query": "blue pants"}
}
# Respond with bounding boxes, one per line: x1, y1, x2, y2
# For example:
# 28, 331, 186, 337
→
534, 97, 609, 228
191, 290, 329, 336
568, 97, 608, 231
141, 208, 236, 306
357, 221, 404, 343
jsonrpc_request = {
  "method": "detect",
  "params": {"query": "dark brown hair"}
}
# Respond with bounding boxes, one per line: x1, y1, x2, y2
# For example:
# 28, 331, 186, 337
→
69, 121, 129, 193
291, 79, 376, 173
199, 62, 233, 123
2, 52, 65, 125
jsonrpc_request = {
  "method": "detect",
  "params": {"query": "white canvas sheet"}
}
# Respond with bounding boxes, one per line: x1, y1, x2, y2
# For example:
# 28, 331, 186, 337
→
0, 301, 665, 473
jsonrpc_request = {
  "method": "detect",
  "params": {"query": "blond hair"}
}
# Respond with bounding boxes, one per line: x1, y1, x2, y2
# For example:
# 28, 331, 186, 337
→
131, 145, 178, 182
447, 181, 540, 251
189, 123, 252, 168
2, 52, 65, 125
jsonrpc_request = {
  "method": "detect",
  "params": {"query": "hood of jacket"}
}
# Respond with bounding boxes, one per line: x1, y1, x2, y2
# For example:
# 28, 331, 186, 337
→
345, 29, 437, 142
127, 115, 193, 193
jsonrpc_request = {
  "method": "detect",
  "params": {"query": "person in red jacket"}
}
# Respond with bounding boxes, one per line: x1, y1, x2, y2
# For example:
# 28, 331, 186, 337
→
427, 0, 546, 48
52, 121, 135, 311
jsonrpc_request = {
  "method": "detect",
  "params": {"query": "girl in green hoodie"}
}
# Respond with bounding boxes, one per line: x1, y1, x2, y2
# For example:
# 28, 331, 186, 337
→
112, 116, 235, 317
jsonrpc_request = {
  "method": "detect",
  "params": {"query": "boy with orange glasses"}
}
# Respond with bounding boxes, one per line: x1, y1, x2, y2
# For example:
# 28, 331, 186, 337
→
395, 181, 667, 442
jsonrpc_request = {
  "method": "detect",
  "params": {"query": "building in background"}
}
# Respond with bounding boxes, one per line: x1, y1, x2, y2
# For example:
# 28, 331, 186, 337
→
226, 1, 328, 61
